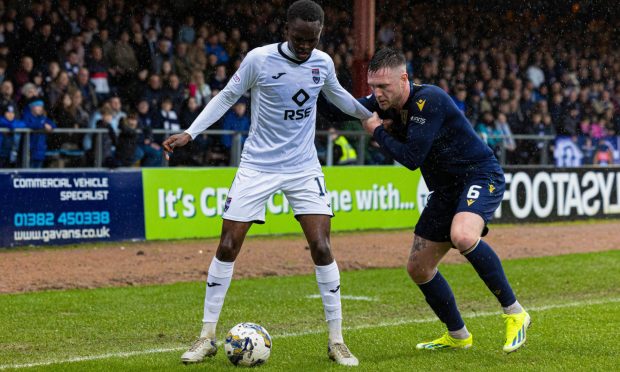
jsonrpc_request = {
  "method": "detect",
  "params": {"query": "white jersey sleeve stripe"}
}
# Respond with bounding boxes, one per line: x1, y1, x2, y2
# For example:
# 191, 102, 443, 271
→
184, 50, 263, 140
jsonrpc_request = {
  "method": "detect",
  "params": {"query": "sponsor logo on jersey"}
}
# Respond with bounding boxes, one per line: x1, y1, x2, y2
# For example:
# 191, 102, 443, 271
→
272, 72, 286, 79
284, 89, 312, 120
312, 68, 320, 83
416, 99, 426, 111
411, 116, 426, 125
232, 74, 240, 83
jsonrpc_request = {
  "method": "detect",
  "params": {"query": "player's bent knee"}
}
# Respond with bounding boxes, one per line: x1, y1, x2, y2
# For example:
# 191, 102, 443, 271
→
406, 260, 436, 284
451, 231, 479, 253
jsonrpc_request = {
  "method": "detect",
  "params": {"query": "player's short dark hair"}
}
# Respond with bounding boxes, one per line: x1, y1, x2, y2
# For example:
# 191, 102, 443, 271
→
287, 0, 324, 25
368, 47, 406, 73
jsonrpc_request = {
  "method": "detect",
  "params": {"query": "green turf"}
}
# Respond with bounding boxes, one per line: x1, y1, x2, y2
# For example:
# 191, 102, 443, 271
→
0, 251, 619, 371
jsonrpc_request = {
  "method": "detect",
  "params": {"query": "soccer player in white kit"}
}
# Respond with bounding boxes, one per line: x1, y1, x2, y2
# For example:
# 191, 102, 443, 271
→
163, 0, 371, 366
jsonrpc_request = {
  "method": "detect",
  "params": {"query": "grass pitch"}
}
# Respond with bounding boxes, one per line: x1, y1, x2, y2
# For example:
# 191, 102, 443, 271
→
0, 250, 619, 371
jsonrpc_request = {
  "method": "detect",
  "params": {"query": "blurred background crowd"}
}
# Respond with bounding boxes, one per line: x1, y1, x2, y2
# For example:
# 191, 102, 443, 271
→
0, 0, 618, 168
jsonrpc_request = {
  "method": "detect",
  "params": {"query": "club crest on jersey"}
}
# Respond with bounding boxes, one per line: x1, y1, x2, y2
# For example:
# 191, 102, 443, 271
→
312, 68, 320, 83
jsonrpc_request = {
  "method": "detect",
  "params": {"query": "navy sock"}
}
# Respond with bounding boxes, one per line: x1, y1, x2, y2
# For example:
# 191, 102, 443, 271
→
417, 271, 464, 331
464, 239, 516, 307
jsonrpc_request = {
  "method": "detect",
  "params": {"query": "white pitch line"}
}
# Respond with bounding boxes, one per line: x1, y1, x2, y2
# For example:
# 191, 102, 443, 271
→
305, 294, 378, 301
2, 297, 619, 370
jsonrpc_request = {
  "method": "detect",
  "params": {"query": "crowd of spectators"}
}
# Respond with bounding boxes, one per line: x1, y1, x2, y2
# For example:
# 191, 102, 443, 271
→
0, 0, 618, 168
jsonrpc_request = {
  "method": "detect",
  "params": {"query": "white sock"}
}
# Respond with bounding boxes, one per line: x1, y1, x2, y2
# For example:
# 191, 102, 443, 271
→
328, 319, 343, 344
315, 261, 343, 343
503, 300, 524, 315
200, 322, 217, 338
201, 257, 235, 337
449, 325, 470, 340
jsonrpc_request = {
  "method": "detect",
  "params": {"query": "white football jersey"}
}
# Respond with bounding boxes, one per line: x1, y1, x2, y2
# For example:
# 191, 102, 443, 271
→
185, 42, 371, 173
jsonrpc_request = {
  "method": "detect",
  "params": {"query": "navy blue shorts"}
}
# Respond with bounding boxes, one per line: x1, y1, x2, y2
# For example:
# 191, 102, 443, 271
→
414, 172, 505, 242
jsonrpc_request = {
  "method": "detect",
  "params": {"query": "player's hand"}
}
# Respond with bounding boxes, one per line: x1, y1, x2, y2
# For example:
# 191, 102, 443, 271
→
362, 112, 387, 135
382, 118, 394, 133
163, 132, 191, 160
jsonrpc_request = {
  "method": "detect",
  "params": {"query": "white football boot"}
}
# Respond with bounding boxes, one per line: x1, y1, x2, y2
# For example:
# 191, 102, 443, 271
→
328, 341, 359, 366
180, 337, 217, 363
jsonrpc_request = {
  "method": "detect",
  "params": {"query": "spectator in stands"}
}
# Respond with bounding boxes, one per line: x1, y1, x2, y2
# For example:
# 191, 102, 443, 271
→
153, 96, 180, 144
0, 81, 16, 115
87, 45, 111, 101
451, 87, 467, 113
205, 33, 228, 64
0, 105, 24, 167
115, 113, 140, 167
178, 16, 196, 44
43, 61, 61, 87
188, 69, 211, 107
208, 64, 228, 91
329, 127, 358, 165
111, 30, 138, 76
63, 50, 81, 77
84, 94, 126, 152
33, 22, 59, 66
13, 56, 35, 89
95, 107, 117, 167
159, 60, 174, 83
17, 83, 40, 117
152, 38, 172, 74
135, 98, 163, 167
172, 42, 192, 83
164, 74, 185, 114
71, 67, 99, 113
560, 106, 580, 136
494, 112, 516, 155
46, 71, 71, 108
475, 112, 495, 149
22, 97, 55, 168
50, 92, 77, 151
94, 27, 115, 64
187, 37, 207, 72
143, 73, 164, 110
131, 30, 152, 73
221, 98, 250, 153
532, 112, 556, 164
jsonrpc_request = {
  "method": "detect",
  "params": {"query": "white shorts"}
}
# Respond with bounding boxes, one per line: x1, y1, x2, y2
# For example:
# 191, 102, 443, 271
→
222, 166, 333, 223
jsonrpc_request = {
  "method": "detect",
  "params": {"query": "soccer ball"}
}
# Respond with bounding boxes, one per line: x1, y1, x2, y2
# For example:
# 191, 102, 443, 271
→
224, 323, 272, 367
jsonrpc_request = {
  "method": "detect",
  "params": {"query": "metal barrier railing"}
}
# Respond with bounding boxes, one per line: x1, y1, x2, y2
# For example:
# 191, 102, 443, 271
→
0, 127, 557, 168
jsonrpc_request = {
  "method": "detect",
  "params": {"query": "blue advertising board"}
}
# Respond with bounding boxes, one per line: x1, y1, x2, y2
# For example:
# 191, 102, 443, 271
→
0, 171, 145, 247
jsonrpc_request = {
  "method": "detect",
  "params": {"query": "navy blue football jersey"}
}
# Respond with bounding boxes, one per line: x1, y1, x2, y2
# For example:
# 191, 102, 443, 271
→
319, 82, 502, 192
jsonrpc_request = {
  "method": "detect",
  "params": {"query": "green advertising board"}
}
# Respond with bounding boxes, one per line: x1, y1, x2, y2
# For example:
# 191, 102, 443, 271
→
142, 167, 424, 240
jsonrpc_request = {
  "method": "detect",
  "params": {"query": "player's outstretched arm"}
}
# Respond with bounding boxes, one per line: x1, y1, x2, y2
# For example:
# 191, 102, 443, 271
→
317, 92, 375, 123
164, 49, 262, 154
321, 58, 373, 120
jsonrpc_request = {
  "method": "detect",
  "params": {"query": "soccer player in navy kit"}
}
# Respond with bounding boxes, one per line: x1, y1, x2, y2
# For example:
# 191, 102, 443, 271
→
321, 48, 530, 353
